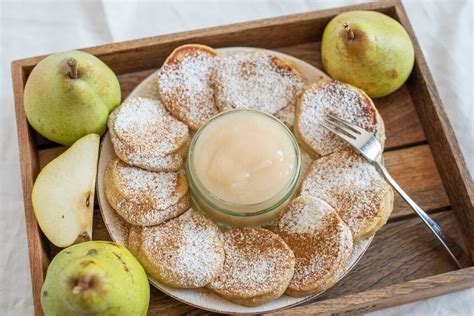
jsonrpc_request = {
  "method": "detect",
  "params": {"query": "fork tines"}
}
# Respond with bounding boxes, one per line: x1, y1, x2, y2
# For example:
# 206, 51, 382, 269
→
320, 113, 383, 162
321, 115, 358, 142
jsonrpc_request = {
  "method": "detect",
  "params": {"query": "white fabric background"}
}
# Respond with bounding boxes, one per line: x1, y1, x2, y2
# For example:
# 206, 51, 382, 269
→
0, 0, 472, 315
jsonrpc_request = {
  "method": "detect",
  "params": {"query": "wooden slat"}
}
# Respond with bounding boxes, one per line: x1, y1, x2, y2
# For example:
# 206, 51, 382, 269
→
119, 69, 156, 100
394, 2, 474, 261
274, 266, 474, 315
385, 145, 449, 220
92, 209, 113, 242
276, 42, 321, 69
375, 85, 426, 150
11, 63, 48, 316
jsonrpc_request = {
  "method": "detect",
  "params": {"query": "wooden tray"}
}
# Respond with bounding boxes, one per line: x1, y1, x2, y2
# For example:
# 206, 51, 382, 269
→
11, 0, 474, 314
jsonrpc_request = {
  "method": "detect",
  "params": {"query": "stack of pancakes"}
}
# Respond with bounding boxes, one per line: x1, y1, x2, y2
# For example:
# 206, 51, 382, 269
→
104, 44, 394, 306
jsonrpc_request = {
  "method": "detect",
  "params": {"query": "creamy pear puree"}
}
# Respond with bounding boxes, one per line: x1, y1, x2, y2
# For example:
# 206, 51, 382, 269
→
186, 110, 300, 227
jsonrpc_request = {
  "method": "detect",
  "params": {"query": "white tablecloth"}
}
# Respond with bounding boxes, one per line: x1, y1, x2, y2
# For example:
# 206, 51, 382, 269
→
0, 1, 472, 315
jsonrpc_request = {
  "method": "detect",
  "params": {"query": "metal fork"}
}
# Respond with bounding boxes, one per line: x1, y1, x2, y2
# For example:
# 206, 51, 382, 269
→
321, 113, 466, 269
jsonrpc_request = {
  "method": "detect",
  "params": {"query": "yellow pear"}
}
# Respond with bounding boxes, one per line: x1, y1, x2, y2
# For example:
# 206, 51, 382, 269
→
24, 51, 121, 145
41, 241, 149, 315
321, 10, 415, 98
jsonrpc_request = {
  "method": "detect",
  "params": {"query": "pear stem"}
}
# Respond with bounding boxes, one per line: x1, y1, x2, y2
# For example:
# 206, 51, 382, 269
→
343, 23, 355, 40
72, 275, 92, 294
67, 58, 78, 79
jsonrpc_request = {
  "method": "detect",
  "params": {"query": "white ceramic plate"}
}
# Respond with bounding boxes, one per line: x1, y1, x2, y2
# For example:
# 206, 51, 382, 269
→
97, 47, 374, 314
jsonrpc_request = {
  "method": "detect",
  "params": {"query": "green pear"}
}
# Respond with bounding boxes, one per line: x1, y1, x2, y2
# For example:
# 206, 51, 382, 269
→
24, 50, 121, 145
41, 241, 150, 315
32, 134, 99, 247
321, 10, 415, 98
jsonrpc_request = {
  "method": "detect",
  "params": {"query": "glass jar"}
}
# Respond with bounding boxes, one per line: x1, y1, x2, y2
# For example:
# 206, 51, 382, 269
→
185, 109, 301, 227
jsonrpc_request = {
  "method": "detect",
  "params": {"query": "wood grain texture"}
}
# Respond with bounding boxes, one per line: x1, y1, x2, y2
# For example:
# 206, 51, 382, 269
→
119, 69, 156, 99
384, 145, 449, 220
375, 86, 426, 150
318, 211, 462, 300
274, 267, 474, 315
394, 3, 474, 260
11, 63, 48, 316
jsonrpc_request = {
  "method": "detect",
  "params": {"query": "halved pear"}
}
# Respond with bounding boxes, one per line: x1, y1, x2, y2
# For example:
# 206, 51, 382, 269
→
32, 134, 100, 247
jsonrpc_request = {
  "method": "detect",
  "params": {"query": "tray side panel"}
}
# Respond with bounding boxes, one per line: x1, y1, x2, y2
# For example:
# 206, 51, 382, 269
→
13, 2, 396, 75
11, 62, 48, 316
394, 3, 474, 260
274, 267, 474, 315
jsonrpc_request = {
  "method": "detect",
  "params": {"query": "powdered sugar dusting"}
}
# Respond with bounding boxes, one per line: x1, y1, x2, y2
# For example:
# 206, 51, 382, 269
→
277, 197, 334, 234
109, 97, 189, 171
119, 194, 189, 227
211, 52, 304, 114
270, 197, 353, 291
296, 80, 381, 156
298, 220, 352, 287
209, 228, 294, 297
142, 209, 224, 287
114, 160, 186, 209
159, 47, 218, 130
107, 158, 189, 226
300, 150, 389, 236
111, 131, 185, 172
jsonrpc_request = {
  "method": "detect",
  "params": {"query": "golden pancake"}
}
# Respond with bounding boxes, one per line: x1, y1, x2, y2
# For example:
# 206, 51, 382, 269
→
270, 196, 353, 296
127, 209, 225, 288
211, 51, 304, 114
207, 227, 295, 306
108, 97, 190, 171
294, 80, 385, 158
158, 44, 219, 130
300, 150, 394, 241
104, 158, 189, 226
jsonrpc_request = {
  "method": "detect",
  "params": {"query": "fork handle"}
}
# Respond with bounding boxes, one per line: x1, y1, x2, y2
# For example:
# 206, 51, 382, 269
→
375, 161, 464, 269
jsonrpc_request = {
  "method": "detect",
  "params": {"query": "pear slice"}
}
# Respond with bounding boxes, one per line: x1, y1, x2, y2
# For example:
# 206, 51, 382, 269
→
32, 134, 100, 247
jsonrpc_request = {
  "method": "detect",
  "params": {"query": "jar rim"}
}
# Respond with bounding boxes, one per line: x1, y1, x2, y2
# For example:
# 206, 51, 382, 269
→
185, 109, 301, 217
